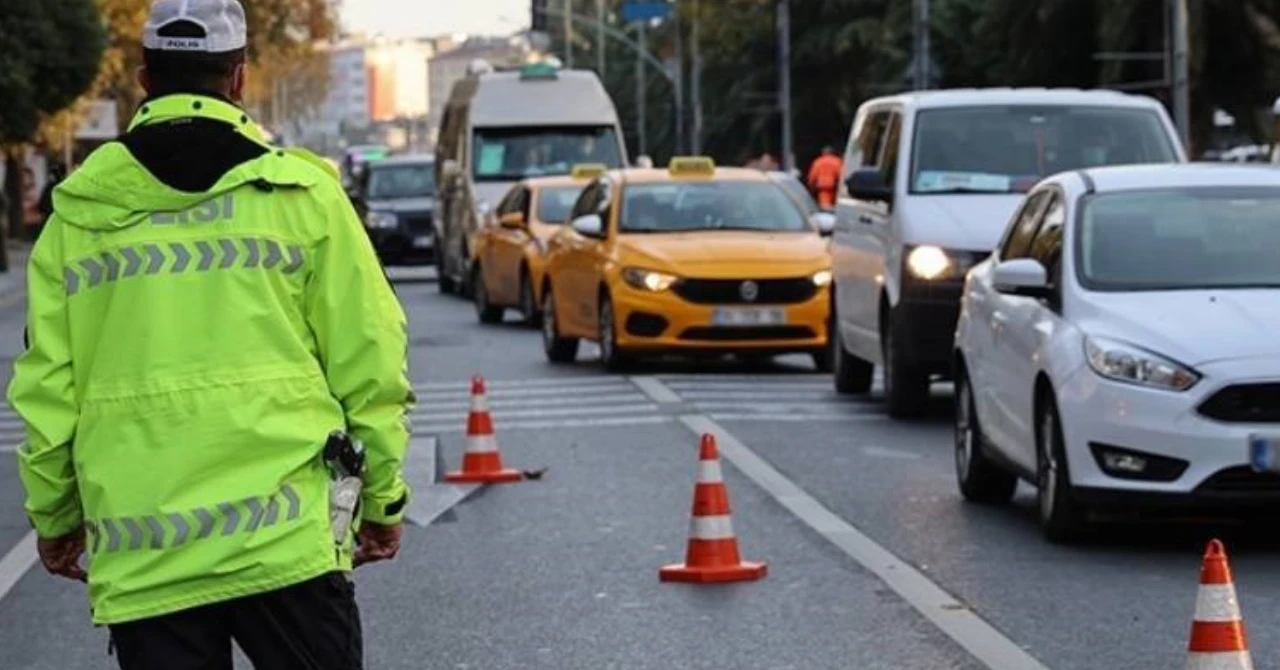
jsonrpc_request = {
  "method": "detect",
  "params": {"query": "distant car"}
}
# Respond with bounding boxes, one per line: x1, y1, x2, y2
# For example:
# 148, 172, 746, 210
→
953, 164, 1280, 542
356, 155, 436, 265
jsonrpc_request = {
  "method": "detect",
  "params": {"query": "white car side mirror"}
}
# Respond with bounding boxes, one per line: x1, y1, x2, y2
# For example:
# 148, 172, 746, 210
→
571, 213, 604, 238
992, 258, 1050, 297
810, 212, 836, 236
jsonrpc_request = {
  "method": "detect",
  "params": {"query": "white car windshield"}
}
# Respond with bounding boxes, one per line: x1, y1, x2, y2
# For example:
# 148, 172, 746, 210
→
1078, 187, 1280, 290
620, 182, 808, 233
911, 105, 1178, 195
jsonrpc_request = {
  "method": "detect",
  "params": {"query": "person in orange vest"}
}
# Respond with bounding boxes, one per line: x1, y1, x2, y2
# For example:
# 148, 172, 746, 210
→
807, 146, 843, 210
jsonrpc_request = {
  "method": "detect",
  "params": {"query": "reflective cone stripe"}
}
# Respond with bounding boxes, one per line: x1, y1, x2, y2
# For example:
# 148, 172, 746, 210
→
445, 375, 523, 484
466, 386, 494, 436
1187, 539, 1252, 670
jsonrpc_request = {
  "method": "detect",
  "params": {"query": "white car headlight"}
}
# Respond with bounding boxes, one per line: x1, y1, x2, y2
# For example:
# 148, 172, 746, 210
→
622, 267, 679, 292
811, 269, 833, 287
906, 245, 951, 280
1084, 336, 1200, 392
366, 211, 398, 229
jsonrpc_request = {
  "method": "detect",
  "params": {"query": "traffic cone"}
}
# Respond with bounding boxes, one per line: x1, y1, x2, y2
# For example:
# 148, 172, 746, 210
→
1187, 539, 1253, 670
444, 375, 523, 484
660, 434, 767, 584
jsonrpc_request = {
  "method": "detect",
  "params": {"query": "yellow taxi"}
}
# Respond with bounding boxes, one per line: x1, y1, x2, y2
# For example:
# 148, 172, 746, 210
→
539, 157, 836, 371
470, 165, 605, 325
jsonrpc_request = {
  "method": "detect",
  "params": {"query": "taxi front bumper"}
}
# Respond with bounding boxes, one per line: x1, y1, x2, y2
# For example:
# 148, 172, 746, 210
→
613, 282, 830, 354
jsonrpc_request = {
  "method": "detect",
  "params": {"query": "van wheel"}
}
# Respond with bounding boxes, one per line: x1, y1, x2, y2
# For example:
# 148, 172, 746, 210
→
882, 307, 930, 419
955, 367, 1017, 504
1038, 394, 1088, 543
472, 266, 504, 324
542, 288, 579, 363
832, 317, 873, 394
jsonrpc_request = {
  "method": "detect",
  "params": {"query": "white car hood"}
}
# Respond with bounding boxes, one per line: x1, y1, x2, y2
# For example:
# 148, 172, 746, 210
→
898, 194, 1022, 251
1076, 290, 1280, 366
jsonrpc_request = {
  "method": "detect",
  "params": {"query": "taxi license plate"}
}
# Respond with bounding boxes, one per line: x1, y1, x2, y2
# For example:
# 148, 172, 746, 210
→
1249, 434, 1280, 473
412, 236, 432, 249
712, 307, 786, 327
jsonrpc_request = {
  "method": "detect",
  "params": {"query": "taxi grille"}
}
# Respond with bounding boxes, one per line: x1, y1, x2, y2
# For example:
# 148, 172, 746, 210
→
1197, 383, 1280, 423
673, 278, 817, 305
679, 326, 816, 341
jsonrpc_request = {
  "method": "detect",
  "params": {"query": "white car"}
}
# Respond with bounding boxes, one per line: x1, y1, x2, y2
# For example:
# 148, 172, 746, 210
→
953, 164, 1280, 542
829, 88, 1186, 418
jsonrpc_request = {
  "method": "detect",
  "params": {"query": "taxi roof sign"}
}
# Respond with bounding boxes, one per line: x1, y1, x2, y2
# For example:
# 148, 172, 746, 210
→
668, 156, 715, 177
571, 163, 607, 179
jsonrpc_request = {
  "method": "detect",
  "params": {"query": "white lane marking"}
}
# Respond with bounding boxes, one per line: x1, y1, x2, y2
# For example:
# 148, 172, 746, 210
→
691, 401, 877, 412
415, 377, 624, 391
412, 415, 674, 434
705, 413, 885, 423
862, 446, 924, 460
414, 403, 658, 423
406, 483, 482, 528
629, 376, 683, 403
414, 384, 635, 400
659, 374, 828, 382
413, 393, 649, 410
677, 391, 840, 401
665, 382, 833, 391
0, 531, 38, 603
0, 445, 15, 453
678, 416, 1052, 670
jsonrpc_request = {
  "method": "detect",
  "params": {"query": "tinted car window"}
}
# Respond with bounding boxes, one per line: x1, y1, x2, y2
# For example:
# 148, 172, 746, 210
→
367, 164, 436, 199
472, 126, 623, 181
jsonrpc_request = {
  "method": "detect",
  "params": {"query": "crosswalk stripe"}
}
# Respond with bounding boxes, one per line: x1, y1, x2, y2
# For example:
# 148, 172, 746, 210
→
691, 401, 879, 413
414, 393, 649, 410
676, 391, 840, 401
414, 384, 636, 400
665, 382, 832, 392
413, 403, 659, 423
706, 413, 887, 423
415, 376, 622, 391
414, 415, 674, 433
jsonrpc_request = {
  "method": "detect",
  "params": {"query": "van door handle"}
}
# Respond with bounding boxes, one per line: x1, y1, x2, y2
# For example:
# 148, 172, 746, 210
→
857, 215, 875, 225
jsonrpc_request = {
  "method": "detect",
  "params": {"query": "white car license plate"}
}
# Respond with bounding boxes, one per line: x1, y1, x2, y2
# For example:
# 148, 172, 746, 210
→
711, 307, 786, 327
1249, 434, 1280, 473
412, 236, 432, 249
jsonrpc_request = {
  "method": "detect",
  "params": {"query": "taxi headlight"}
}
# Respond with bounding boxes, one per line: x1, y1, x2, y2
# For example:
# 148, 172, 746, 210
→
366, 211, 398, 230
1084, 335, 1200, 392
622, 267, 679, 292
811, 269, 833, 287
906, 245, 951, 280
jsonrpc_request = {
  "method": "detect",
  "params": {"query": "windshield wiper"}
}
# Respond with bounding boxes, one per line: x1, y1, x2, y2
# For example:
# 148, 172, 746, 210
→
918, 187, 1010, 195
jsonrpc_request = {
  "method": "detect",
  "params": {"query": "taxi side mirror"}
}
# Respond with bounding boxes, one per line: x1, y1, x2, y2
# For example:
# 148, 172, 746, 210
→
499, 212, 527, 230
810, 211, 836, 236
571, 213, 604, 239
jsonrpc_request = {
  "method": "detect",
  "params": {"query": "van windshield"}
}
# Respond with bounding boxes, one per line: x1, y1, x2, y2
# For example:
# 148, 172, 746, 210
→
910, 105, 1178, 195
472, 126, 623, 181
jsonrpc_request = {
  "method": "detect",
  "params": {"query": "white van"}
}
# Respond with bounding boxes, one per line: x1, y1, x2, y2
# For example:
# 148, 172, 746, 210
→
434, 59, 629, 295
829, 88, 1186, 417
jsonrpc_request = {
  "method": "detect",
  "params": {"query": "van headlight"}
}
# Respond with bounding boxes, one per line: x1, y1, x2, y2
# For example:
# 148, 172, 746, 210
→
1084, 336, 1200, 392
906, 245, 951, 280
366, 211, 398, 230
811, 269, 833, 287
622, 267, 679, 292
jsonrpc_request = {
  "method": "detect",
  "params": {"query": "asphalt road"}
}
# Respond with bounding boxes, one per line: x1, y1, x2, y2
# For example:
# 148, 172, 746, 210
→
0, 265, 1277, 669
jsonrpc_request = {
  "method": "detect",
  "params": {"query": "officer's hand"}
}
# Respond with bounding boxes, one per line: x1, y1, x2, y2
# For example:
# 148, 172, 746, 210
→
354, 522, 402, 567
37, 526, 88, 582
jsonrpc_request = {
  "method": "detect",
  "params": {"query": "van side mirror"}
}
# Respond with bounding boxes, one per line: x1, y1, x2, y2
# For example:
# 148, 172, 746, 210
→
571, 213, 604, 238
845, 168, 893, 204
992, 259, 1051, 298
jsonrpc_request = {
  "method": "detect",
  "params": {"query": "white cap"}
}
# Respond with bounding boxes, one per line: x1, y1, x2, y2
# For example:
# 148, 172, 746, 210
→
142, 0, 247, 53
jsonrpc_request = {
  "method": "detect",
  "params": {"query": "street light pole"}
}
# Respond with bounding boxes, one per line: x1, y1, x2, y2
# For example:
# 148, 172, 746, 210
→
691, 0, 702, 155
913, 0, 930, 89
597, 0, 606, 76
674, 11, 685, 154
777, 0, 793, 171
1171, 0, 1191, 149
636, 21, 648, 157
564, 0, 574, 67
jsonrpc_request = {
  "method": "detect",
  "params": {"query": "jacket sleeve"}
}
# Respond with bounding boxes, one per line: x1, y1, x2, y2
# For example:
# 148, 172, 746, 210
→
9, 222, 82, 539
305, 186, 414, 525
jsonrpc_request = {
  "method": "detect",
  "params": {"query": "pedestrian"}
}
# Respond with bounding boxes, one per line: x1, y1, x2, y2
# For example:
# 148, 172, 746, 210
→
8, 1, 413, 668
807, 145, 843, 210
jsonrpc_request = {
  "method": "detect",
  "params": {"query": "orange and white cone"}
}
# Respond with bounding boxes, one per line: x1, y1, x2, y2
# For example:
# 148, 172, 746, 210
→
444, 375, 523, 484
660, 434, 767, 584
1187, 539, 1253, 670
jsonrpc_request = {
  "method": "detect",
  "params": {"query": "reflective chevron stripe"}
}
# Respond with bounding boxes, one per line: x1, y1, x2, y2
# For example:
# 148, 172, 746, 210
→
88, 484, 305, 554
64, 239, 308, 295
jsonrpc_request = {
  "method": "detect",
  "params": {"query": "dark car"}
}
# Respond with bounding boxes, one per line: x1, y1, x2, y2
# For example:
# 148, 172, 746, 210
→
353, 155, 437, 265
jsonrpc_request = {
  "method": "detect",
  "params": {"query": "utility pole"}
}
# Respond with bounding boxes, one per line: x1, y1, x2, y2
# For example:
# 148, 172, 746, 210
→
690, 0, 702, 154
597, 0, 606, 76
674, 11, 685, 154
564, 0, 574, 67
777, 0, 793, 171
636, 21, 648, 157
913, 0, 931, 90
1171, 0, 1191, 149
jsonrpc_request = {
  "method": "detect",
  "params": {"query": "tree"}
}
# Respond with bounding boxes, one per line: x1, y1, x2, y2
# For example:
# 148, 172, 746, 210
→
0, 0, 105, 265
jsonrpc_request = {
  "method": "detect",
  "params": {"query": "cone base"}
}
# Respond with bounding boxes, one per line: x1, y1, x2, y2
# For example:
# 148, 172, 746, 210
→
659, 561, 768, 584
444, 468, 524, 484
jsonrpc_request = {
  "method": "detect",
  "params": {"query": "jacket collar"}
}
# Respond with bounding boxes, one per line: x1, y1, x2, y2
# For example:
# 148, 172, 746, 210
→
127, 94, 269, 145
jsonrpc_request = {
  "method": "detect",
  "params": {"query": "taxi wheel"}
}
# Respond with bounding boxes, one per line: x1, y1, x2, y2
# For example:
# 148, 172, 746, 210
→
542, 288, 579, 363
520, 270, 541, 328
472, 266, 504, 324
811, 350, 834, 373
597, 293, 634, 372
1037, 393, 1088, 543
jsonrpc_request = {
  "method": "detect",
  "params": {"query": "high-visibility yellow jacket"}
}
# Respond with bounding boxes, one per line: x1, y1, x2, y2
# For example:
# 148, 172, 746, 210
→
8, 94, 413, 624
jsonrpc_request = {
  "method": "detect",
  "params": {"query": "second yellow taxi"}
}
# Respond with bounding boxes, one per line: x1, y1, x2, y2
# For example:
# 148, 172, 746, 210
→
539, 156, 836, 371
470, 164, 606, 325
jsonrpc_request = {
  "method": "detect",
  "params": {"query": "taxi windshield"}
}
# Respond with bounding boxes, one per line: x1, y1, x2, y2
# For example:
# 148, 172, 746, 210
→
536, 186, 585, 224
911, 105, 1178, 195
620, 181, 809, 233
472, 126, 623, 181
367, 164, 435, 199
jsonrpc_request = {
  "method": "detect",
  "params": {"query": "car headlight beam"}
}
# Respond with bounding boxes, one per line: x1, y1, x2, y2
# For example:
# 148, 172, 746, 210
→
906, 245, 951, 280
622, 267, 679, 292
1083, 336, 1200, 392
366, 211, 398, 230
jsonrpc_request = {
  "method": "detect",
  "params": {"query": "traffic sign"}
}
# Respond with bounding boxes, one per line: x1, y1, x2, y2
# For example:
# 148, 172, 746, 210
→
621, 1, 672, 22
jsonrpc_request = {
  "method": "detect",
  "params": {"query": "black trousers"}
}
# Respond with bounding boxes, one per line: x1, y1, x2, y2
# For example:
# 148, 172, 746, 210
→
108, 572, 362, 670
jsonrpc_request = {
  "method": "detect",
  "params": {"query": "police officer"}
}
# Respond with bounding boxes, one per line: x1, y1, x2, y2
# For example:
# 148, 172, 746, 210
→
8, 1, 412, 668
